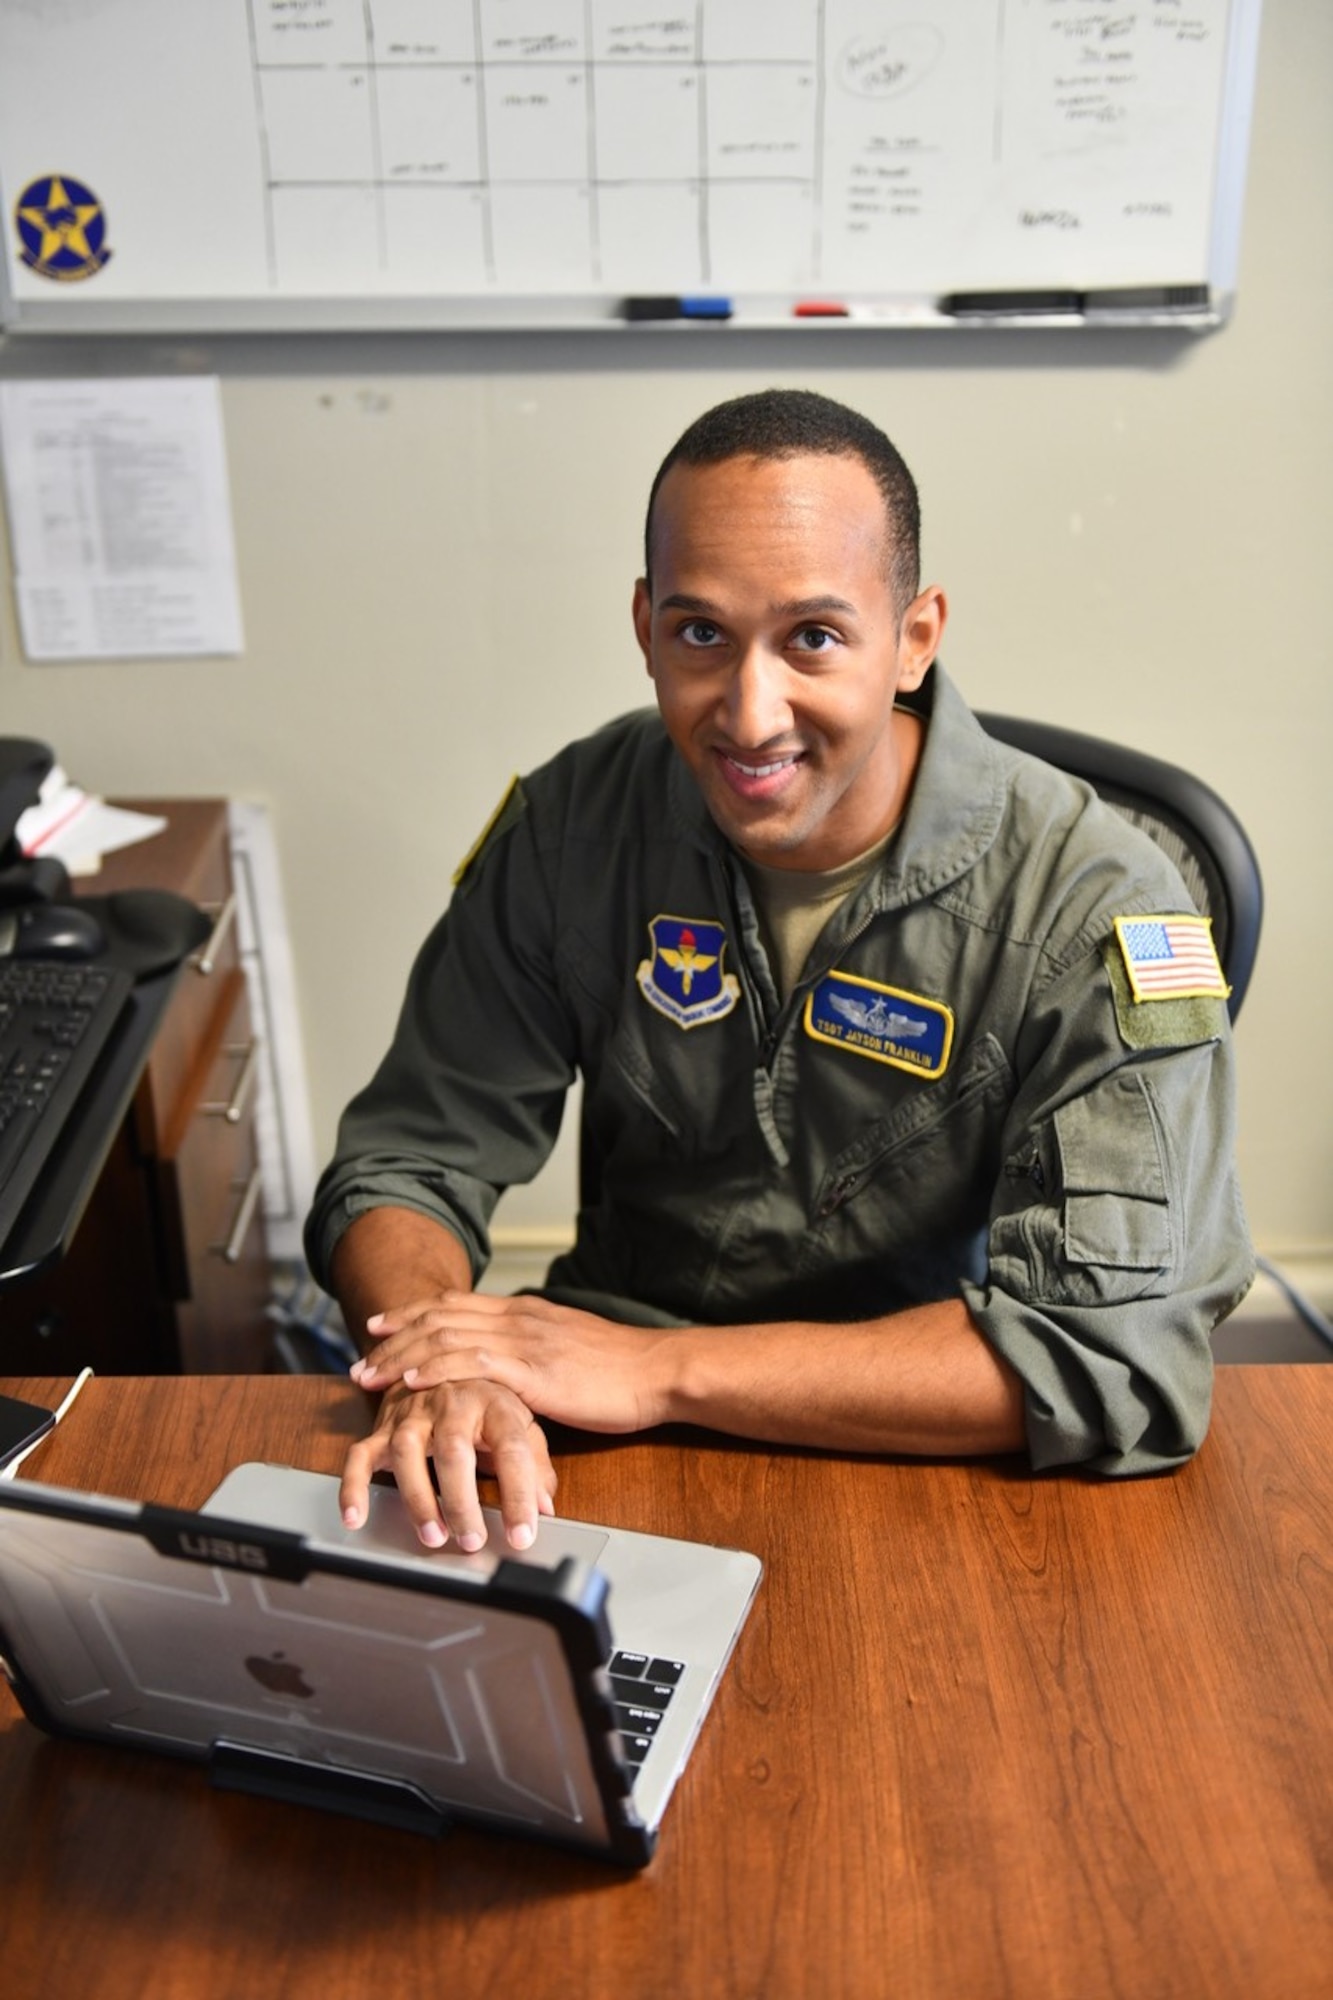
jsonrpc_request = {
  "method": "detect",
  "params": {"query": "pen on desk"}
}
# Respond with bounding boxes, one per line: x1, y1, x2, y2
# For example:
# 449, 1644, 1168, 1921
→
622, 295, 733, 322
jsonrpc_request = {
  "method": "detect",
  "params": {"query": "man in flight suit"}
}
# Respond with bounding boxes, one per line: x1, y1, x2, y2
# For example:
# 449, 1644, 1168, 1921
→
305, 389, 1253, 1553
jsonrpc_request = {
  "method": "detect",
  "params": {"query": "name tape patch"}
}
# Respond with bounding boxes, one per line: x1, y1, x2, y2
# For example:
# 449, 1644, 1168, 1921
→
1113, 914, 1229, 1003
804, 971, 953, 1077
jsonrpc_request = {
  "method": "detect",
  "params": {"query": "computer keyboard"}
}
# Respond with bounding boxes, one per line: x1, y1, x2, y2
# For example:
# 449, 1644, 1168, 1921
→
608, 1648, 686, 1769
0, 958, 134, 1248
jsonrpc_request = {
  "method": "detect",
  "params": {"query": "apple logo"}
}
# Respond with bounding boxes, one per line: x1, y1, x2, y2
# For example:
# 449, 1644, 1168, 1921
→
244, 1651, 315, 1699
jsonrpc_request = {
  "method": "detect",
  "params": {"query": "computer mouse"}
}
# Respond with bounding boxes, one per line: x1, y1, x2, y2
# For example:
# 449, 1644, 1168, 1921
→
0, 902, 107, 961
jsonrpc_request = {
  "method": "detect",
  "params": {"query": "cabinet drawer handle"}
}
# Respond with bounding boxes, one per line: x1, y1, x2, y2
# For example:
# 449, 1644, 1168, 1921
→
201, 1040, 259, 1124
192, 893, 237, 976
215, 1165, 264, 1265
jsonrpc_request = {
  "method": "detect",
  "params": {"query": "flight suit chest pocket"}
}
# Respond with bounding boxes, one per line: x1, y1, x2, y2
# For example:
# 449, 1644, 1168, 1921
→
1054, 1072, 1173, 1271
798, 1035, 1013, 1285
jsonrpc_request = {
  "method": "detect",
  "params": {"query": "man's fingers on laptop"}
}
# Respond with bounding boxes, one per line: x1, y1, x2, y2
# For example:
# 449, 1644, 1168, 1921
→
417, 1416, 487, 1551
339, 1397, 423, 1534
338, 1440, 376, 1533
427, 1382, 555, 1551
341, 1381, 556, 1552
338, 1392, 446, 1544
486, 1416, 557, 1551
340, 1389, 452, 1547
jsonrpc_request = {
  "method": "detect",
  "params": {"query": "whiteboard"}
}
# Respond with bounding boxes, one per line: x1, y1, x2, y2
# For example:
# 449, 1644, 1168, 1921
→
0, 0, 1263, 333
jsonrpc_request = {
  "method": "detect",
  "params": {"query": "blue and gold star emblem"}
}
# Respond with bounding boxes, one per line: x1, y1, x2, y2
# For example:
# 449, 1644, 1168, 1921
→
15, 174, 112, 283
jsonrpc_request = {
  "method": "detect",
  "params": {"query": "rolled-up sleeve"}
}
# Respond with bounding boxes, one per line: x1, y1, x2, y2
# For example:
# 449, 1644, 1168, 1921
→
962, 941, 1254, 1477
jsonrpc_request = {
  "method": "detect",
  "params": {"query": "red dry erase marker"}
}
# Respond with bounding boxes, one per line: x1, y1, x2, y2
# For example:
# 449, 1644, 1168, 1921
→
793, 301, 850, 318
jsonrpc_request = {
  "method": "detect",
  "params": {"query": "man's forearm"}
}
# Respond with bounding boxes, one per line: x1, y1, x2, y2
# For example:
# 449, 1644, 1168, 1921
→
339, 1288, 1030, 1546
329, 1206, 475, 1356
659, 1299, 1028, 1457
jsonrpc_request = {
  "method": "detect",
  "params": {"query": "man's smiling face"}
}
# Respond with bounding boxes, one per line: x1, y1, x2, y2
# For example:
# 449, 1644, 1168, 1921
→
634, 451, 945, 872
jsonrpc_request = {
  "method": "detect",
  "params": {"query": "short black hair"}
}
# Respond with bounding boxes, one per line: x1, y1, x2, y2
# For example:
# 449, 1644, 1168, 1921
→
643, 388, 921, 614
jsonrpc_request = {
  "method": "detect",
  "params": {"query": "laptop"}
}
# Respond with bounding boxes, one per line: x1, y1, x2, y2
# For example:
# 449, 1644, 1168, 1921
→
0, 1463, 761, 1868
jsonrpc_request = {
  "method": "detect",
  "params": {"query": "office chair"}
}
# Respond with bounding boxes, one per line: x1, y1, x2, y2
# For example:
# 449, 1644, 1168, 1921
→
975, 712, 1263, 1023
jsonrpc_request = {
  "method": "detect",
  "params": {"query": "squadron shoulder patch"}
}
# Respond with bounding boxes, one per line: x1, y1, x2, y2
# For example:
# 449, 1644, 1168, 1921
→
804, 971, 953, 1077
636, 914, 740, 1029
1113, 914, 1229, 1004
452, 775, 526, 890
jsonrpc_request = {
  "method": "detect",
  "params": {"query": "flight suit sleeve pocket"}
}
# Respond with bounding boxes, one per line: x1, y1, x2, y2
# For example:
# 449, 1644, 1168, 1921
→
1054, 1073, 1173, 1272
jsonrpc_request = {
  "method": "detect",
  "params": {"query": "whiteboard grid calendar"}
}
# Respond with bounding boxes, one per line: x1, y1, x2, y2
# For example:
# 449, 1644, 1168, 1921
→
0, 0, 1262, 329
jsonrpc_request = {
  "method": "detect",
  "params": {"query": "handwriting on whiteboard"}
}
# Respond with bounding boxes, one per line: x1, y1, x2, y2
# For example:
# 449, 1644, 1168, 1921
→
0, 0, 1239, 308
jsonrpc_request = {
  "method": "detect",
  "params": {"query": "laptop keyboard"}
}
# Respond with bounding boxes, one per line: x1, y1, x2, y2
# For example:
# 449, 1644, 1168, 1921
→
608, 1649, 685, 1768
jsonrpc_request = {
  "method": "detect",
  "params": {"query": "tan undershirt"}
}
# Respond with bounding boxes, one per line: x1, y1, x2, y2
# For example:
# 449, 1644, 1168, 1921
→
739, 823, 898, 1003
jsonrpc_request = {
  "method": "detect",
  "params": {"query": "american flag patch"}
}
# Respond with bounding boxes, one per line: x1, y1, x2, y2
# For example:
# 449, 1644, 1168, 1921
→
1113, 914, 1230, 1003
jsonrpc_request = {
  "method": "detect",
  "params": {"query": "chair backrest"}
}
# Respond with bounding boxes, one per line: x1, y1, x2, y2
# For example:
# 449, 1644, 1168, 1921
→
975, 711, 1263, 1022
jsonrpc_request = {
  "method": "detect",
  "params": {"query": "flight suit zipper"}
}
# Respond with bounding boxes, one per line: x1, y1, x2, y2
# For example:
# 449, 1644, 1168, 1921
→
818, 1172, 861, 1217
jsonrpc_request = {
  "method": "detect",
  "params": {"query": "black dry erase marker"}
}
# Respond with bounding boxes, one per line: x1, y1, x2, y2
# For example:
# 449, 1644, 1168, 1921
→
622, 295, 733, 322
1081, 284, 1211, 311
941, 289, 1083, 317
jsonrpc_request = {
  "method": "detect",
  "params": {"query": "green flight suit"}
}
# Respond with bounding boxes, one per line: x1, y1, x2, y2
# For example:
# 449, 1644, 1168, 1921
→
306, 666, 1253, 1476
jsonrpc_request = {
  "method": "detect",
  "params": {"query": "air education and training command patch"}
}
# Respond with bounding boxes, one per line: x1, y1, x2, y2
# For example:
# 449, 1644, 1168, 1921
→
637, 915, 740, 1029
14, 175, 112, 284
805, 970, 953, 1078
1113, 914, 1230, 1004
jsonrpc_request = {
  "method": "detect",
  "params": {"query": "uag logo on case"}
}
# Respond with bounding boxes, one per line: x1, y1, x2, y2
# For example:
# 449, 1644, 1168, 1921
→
177, 1532, 271, 1572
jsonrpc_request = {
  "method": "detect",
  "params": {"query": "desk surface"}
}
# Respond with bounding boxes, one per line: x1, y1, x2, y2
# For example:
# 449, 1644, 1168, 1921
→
1, 1368, 1330, 2000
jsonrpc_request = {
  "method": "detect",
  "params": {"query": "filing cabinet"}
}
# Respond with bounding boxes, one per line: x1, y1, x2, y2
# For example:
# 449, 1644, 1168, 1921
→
0, 800, 272, 1374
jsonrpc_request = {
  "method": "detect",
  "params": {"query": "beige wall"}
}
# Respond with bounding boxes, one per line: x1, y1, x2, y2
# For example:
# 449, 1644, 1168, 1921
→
1, 0, 1329, 1283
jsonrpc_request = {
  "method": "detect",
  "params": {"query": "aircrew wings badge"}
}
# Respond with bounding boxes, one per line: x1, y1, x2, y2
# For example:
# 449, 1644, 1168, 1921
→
1113, 914, 1230, 1003
637, 915, 740, 1029
805, 970, 953, 1076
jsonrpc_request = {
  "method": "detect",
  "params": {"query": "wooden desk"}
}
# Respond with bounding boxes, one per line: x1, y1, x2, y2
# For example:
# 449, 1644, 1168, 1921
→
1, 1369, 1329, 2000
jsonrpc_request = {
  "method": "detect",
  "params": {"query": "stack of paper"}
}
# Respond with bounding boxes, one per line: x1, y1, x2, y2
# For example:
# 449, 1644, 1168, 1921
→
16, 767, 165, 876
